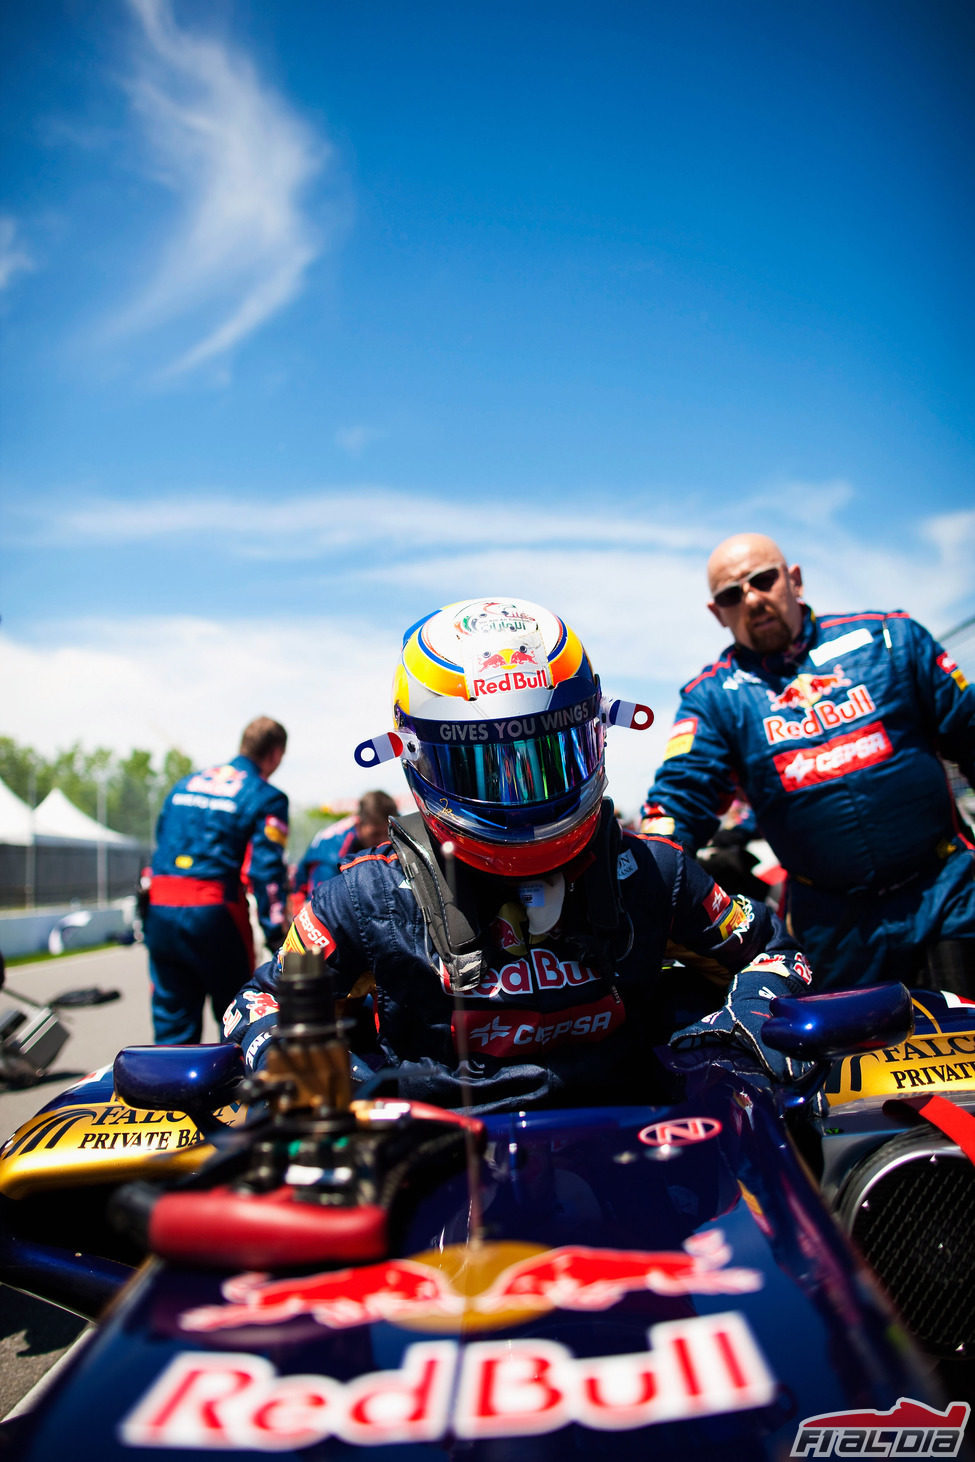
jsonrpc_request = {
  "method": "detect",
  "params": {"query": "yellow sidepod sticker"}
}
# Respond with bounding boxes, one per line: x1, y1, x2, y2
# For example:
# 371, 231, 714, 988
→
827, 1026, 975, 1106
0, 1099, 246, 1198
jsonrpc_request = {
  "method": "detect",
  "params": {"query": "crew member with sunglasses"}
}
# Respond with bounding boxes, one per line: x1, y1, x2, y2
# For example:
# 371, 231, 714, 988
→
642, 532, 975, 993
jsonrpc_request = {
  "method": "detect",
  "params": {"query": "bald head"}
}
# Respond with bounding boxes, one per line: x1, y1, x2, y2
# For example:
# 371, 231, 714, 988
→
707, 533, 804, 654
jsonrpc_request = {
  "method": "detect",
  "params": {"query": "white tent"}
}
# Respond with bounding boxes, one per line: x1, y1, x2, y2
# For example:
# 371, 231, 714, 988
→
0, 777, 34, 845
33, 788, 138, 846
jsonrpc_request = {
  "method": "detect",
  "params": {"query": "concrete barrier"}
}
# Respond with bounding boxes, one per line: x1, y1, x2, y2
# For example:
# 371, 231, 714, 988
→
0, 900, 136, 959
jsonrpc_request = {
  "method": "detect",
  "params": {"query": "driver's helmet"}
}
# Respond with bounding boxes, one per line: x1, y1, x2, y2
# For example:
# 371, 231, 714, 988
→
392, 597, 605, 875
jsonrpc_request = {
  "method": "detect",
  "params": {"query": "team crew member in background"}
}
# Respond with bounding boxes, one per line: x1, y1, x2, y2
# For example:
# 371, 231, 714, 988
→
224, 598, 813, 1113
291, 790, 398, 910
643, 533, 975, 993
145, 716, 289, 1043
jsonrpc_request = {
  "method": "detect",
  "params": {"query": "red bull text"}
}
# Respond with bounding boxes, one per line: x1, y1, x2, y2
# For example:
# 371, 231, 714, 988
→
764, 682, 874, 746
123, 1311, 775, 1448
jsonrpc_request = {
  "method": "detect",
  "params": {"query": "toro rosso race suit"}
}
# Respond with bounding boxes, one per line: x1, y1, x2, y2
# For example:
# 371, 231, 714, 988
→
644, 607, 975, 990
146, 755, 289, 1044
292, 816, 358, 903
224, 804, 812, 1114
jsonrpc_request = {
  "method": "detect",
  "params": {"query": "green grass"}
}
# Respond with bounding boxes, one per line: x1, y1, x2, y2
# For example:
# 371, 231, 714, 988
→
3, 940, 129, 968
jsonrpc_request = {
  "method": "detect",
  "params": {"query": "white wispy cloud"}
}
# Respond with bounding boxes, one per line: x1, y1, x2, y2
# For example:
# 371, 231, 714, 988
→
7, 482, 973, 635
4, 487, 972, 819
5, 487, 715, 557
107, 0, 329, 375
0, 215, 36, 291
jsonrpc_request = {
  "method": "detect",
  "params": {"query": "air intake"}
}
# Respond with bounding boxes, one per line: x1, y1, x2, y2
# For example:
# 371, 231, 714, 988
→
836, 1128, 975, 1357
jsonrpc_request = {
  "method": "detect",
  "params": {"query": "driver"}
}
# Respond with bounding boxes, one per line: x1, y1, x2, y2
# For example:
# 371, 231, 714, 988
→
223, 597, 814, 1112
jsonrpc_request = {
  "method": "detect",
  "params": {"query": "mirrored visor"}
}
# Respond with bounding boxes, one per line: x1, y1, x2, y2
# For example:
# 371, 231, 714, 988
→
413, 719, 604, 809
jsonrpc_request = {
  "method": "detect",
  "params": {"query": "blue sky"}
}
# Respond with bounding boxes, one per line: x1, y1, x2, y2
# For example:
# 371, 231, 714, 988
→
1, 0, 973, 821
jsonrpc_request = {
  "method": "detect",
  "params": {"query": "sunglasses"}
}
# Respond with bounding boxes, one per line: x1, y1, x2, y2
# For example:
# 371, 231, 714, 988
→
712, 564, 782, 609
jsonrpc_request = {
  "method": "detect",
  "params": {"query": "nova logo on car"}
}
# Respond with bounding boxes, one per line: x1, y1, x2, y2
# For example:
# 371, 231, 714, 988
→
790, 1398, 970, 1456
178, 1232, 761, 1335
639, 1117, 722, 1147
123, 1312, 775, 1448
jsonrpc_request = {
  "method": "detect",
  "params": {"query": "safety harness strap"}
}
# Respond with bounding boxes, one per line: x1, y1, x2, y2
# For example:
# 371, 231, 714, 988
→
913, 1093, 975, 1168
387, 813, 489, 992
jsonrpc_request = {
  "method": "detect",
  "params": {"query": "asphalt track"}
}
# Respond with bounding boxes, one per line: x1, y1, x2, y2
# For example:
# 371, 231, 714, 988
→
0, 943, 220, 1424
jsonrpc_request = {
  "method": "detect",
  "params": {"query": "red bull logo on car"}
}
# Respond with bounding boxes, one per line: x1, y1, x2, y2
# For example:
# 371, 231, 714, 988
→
178, 1231, 761, 1337
123, 1309, 775, 1448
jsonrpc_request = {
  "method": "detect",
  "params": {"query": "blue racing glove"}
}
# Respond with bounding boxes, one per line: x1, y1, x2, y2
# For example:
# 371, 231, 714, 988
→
670, 963, 812, 1086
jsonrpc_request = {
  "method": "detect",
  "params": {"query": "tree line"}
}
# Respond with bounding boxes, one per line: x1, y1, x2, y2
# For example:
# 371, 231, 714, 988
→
0, 737, 194, 844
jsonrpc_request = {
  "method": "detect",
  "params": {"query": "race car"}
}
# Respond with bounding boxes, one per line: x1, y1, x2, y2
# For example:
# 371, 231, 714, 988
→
1, 952, 973, 1459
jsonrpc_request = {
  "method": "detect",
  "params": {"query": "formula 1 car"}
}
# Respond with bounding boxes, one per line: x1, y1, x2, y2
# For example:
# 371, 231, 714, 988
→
1, 953, 974, 1460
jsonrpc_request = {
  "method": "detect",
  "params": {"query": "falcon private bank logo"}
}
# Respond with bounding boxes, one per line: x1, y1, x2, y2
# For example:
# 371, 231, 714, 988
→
791, 1398, 970, 1457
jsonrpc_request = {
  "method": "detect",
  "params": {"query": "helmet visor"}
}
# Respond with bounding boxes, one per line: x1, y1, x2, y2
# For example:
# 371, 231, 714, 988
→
410, 717, 604, 826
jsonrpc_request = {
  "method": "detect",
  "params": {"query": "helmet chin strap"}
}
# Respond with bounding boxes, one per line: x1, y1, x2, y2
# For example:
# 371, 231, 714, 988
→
517, 872, 566, 937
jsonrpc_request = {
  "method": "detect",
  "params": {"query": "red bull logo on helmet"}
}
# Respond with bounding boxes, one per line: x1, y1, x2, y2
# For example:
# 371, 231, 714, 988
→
466, 642, 553, 700
124, 1309, 775, 1449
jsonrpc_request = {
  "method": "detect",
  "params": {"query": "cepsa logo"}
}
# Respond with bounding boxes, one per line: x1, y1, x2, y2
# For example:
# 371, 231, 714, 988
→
453, 991, 624, 1059
774, 723, 893, 791
281, 903, 337, 959
791, 1398, 970, 1457
122, 1310, 774, 1450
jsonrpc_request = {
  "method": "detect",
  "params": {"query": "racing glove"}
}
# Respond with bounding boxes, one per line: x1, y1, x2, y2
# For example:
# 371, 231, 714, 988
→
670, 963, 812, 1087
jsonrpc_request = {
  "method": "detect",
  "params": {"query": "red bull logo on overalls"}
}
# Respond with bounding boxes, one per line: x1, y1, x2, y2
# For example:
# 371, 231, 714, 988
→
764, 671, 877, 746
769, 669, 850, 713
